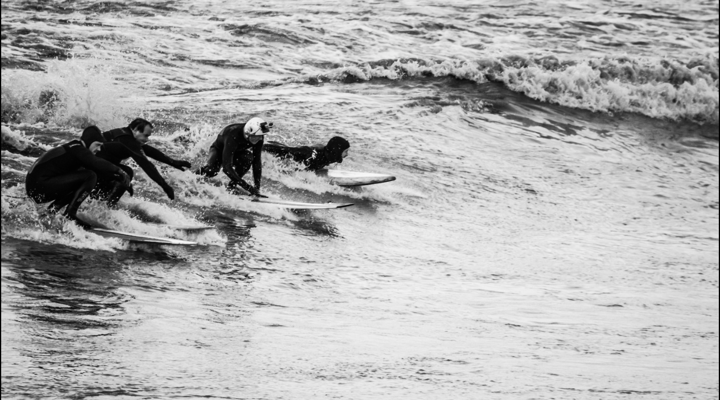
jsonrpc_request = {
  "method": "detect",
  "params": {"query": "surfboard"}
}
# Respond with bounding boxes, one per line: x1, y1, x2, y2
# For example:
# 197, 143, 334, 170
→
89, 227, 199, 245
252, 197, 354, 210
76, 216, 199, 245
325, 169, 396, 187
148, 222, 215, 231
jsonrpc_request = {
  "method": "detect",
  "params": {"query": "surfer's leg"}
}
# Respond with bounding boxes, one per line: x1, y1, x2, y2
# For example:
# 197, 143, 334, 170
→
48, 191, 75, 212
103, 165, 134, 206
197, 147, 221, 177
91, 165, 132, 202
27, 171, 92, 207
27, 179, 71, 212
28, 171, 97, 228
61, 170, 97, 228
90, 177, 115, 202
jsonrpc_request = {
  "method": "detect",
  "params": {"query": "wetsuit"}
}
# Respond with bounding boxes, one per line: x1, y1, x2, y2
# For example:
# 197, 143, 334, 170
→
79, 127, 174, 204
25, 139, 125, 228
264, 136, 350, 172
102, 127, 190, 170
197, 123, 263, 196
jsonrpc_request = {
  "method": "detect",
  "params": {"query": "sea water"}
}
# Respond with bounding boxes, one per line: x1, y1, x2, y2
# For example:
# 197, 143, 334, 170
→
1, 1, 718, 399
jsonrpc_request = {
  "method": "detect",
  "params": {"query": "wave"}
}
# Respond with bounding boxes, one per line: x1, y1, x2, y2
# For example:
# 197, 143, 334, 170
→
306, 53, 719, 125
4, 51, 717, 131
1, 58, 140, 129
1, 125, 51, 156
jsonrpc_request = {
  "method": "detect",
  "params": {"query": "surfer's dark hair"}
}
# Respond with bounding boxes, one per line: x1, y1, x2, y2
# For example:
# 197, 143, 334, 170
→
128, 118, 154, 132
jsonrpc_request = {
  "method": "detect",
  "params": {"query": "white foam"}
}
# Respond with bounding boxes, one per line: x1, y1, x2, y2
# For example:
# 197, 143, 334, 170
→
1, 125, 51, 151
1, 58, 140, 129
311, 54, 718, 124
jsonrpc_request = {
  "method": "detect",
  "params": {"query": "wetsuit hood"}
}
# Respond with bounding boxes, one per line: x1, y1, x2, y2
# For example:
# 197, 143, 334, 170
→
325, 136, 350, 163
81, 126, 106, 148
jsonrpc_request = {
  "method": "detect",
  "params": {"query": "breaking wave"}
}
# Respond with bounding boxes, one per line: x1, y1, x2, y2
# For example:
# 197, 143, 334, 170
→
1, 58, 140, 129
308, 53, 719, 125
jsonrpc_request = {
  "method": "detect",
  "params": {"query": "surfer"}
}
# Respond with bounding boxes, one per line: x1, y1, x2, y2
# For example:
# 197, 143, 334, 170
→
196, 117, 272, 197
25, 131, 131, 229
263, 136, 350, 172
79, 126, 176, 205
100, 118, 190, 203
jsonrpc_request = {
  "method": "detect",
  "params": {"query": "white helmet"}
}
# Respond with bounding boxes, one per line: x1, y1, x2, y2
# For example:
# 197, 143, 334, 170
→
244, 117, 273, 136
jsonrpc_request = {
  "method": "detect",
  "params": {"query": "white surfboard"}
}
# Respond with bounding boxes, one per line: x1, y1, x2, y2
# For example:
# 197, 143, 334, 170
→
89, 227, 199, 245
75, 215, 200, 244
252, 197, 354, 210
325, 169, 396, 187
148, 222, 215, 231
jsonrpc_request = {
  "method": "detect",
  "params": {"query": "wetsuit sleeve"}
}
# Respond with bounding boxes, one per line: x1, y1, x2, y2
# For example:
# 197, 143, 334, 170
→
264, 142, 316, 163
264, 142, 292, 157
221, 130, 245, 183
142, 144, 176, 166
67, 143, 121, 175
103, 143, 168, 188
252, 140, 263, 191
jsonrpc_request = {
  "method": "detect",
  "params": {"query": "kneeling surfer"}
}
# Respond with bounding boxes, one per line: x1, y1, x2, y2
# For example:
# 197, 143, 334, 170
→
197, 117, 272, 197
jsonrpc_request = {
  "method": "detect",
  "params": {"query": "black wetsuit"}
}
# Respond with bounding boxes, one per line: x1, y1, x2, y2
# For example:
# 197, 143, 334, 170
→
102, 127, 189, 169
197, 123, 264, 196
100, 127, 186, 202
25, 139, 124, 226
78, 127, 174, 204
264, 136, 350, 172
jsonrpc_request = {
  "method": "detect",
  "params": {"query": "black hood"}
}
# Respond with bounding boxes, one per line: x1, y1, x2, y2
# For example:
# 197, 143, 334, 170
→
81, 126, 105, 148
325, 136, 350, 163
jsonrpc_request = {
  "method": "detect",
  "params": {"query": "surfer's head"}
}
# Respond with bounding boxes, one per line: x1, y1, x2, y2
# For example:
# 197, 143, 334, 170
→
244, 117, 273, 145
129, 118, 154, 144
80, 126, 105, 154
326, 136, 350, 163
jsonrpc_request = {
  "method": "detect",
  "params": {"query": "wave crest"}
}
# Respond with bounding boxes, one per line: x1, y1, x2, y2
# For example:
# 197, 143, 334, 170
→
307, 54, 719, 125
1, 58, 140, 128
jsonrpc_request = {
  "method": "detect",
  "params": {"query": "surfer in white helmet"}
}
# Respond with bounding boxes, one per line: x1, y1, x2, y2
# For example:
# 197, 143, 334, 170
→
197, 117, 273, 197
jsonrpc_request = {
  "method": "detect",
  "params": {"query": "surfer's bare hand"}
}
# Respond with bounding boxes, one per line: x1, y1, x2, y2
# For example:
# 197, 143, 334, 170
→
114, 169, 131, 187
172, 159, 192, 171
161, 183, 175, 200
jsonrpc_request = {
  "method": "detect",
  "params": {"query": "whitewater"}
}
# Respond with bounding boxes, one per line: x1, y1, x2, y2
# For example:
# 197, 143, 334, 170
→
1, 0, 718, 399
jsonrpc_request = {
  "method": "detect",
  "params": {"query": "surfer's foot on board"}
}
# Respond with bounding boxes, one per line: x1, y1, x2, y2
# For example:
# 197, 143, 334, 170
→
67, 215, 93, 230
45, 201, 66, 215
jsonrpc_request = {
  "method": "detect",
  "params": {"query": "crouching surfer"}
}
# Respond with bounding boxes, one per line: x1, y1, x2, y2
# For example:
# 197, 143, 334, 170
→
78, 126, 176, 205
25, 131, 131, 229
98, 118, 190, 204
196, 117, 272, 198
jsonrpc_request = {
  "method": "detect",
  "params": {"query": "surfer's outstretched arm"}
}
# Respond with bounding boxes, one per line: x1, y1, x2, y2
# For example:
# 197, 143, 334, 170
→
251, 138, 264, 194
103, 142, 175, 200
220, 130, 246, 183
264, 142, 293, 157
143, 144, 191, 171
